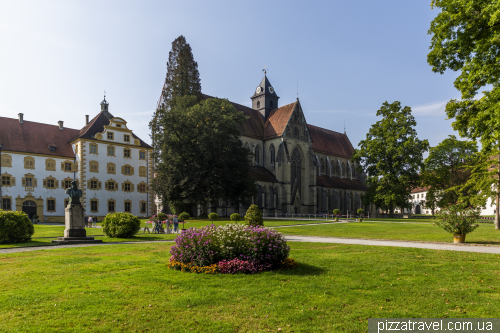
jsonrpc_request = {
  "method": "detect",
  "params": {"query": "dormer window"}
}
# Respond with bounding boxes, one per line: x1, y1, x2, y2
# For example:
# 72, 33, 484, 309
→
116, 124, 121, 128
107, 132, 114, 140
48, 146, 56, 151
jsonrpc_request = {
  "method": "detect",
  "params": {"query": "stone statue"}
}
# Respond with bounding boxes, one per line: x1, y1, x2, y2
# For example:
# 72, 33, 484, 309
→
65, 181, 82, 205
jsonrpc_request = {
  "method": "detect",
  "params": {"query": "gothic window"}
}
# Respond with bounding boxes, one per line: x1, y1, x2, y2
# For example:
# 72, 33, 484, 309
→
255, 145, 261, 165
352, 165, 356, 179
270, 144, 275, 169
257, 101, 260, 108
325, 159, 330, 176
291, 148, 302, 204
331, 160, 335, 177
320, 158, 325, 175
270, 100, 274, 109
341, 162, 346, 178
286, 127, 290, 137
294, 127, 299, 137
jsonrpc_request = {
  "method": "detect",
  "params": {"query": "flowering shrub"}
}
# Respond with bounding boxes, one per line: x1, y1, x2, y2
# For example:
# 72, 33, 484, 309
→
169, 223, 293, 274
168, 260, 218, 274
434, 202, 480, 235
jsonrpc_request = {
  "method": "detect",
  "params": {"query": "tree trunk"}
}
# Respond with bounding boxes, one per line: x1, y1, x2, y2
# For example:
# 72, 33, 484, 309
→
389, 205, 394, 218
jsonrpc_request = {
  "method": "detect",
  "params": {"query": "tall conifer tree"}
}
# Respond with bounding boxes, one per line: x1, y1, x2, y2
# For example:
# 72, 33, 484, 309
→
150, 36, 201, 212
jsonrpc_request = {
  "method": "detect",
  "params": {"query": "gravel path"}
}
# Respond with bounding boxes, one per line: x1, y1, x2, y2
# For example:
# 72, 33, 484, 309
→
285, 235, 500, 254
2, 235, 500, 255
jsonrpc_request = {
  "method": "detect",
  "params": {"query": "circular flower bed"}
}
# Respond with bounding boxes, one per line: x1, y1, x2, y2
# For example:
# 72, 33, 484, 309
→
169, 224, 297, 274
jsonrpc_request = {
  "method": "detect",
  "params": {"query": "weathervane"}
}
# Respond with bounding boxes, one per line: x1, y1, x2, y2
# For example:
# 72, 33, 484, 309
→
263, 65, 268, 75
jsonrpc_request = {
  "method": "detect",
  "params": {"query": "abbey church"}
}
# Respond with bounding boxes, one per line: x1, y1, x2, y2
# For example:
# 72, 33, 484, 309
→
200, 74, 371, 216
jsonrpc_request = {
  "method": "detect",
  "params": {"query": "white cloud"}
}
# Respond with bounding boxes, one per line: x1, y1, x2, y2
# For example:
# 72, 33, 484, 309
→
412, 100, 448, 116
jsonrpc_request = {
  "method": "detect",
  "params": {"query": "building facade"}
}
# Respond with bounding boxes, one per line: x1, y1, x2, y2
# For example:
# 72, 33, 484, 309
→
0, 98, 153, 222
159, 74, 371, 216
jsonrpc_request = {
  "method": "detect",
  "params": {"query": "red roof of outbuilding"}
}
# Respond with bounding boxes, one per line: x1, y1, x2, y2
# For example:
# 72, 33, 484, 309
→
411, 186, 430, 194
0, 116, 80, 158
308, 125, 354, 159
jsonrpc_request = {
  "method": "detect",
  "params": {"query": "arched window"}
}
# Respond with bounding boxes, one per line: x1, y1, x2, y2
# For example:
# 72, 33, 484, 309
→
331, 160, 335, 177
255, 145, 261, 165
270, 100, 274, 109
257, 101, 260, 108
341, 162, 346, 178
294, 127, 299, 137
352, 164, 356, 179
320, 158, 324, 174
270, 145, 275, 170
291, 148, 302, 205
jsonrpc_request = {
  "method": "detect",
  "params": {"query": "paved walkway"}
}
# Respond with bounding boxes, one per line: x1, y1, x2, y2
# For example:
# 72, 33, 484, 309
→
285, 235, 500, 254
2, 235, 500, 255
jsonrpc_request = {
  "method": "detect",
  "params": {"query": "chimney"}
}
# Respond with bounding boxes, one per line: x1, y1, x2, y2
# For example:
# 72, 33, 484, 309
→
18, 113, 24, 124
58, 121, 64, 130
85, 115, 89, 125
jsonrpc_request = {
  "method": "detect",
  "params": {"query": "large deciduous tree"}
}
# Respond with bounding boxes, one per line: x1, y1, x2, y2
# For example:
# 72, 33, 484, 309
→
428, 0, 500, 228
421, 135, 477, 214
353, 101, 429, 217
153, 96, 255, 209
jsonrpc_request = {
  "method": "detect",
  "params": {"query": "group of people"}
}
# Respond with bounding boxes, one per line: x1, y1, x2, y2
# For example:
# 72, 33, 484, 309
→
146, 215, 180, 234
84, 215, 98, 228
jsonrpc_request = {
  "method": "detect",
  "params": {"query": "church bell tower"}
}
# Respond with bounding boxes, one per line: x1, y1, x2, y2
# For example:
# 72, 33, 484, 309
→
251, 72, 279, 121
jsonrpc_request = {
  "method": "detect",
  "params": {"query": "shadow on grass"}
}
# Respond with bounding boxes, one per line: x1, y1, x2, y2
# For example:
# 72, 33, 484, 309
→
275, 262, 326, 276
95, 235, 177, 243
466, 240, 500, 246
0, 239, 56, 249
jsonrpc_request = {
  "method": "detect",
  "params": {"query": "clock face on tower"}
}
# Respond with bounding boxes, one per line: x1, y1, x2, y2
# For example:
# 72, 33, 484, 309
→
269, 86, 274, 93
256, 87, 262, 93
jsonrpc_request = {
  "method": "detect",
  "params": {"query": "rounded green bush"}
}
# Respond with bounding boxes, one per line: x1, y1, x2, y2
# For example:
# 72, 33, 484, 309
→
0, 210, 35, 244
245, 205, 263, 226
230, 213, 242, 222
102, 212, 141, 238
332, 209, 340, 215
157, 212, 167, 221
208, 212, 218, 222
179, 212, 190, 222
357, 208, 365, 215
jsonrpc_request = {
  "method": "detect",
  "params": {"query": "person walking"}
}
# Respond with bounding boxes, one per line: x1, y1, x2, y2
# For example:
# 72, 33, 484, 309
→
173, 215, 179, 233
84, 214, 88, 227
93, 216, 97, 228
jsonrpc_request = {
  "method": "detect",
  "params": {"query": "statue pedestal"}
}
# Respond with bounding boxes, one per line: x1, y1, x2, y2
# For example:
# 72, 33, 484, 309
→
52, 203, 102, 245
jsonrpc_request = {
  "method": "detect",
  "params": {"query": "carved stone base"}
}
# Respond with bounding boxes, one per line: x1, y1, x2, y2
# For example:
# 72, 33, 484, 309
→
64, 228, 87, 238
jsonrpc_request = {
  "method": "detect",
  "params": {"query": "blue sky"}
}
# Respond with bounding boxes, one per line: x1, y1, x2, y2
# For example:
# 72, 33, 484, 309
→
0, 0, 461, 149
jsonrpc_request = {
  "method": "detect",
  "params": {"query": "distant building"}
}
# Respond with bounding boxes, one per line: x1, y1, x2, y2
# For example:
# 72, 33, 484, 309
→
0, 97, 153, 222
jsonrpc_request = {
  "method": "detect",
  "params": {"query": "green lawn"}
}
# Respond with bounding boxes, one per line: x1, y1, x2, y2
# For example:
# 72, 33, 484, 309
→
1, 242, 499, 332
276, 222, 500, 244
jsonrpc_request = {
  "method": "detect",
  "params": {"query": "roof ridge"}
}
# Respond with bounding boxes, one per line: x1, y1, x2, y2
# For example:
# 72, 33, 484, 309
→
307, 123, 345, 136
0, 116, 80, 131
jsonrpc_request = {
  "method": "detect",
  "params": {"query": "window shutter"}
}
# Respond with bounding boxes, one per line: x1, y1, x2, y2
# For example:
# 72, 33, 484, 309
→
131, 184, 134, 192
121, 182, 124, 191
43, 179, 47, 188
121, 166, 125, 174
34, 178, 37, 187
98, 181, 102, 190
105, 182, 108, 190
131, 167, 134, 175
11, 177, 15, 186
72, 162, 78, 172
55, 180, 59, 188
61, 162, 65, 170
22, 177, 26, 187
87, 180, 91, 188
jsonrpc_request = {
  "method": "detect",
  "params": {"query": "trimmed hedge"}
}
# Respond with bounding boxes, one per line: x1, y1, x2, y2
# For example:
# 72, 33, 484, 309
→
102, 212, 141, 238
208, 212, 218, 222
0, 210, 35, 244
244, 205, 263, 226
230, 213, 242, 222
179, 212, 190, 222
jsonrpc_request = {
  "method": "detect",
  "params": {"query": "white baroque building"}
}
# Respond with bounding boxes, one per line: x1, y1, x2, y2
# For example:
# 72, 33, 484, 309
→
0, 98, 153, 222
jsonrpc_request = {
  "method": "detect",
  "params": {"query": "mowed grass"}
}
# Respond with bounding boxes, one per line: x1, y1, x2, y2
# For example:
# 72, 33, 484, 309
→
276, 222, 500, 244
1, 243, 500, 332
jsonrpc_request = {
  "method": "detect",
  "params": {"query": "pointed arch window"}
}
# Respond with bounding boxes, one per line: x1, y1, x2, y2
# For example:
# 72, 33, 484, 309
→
257, 101, 260, 109
255, 145, 261, 165
320, 158, 325, 175
270, 145, 275, 170
291, 148, 302, 205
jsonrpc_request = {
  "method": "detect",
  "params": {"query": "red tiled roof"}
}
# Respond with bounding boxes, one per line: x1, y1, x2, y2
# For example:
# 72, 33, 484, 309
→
0, 116, 80, 158
202, 94, 264, 139
411, 186, 430, 194
316, 175, 367, 191
263, 102, 297, 139
249, 165, 279, 183
308, 125, 354, 159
